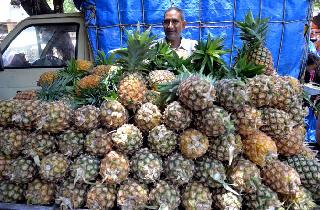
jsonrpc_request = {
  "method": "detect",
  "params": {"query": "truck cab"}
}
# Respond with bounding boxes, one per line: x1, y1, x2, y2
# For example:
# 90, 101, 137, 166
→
0, 12, 92, 99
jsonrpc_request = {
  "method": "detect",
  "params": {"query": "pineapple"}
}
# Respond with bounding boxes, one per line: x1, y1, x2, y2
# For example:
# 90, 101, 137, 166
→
91, 64, 112, 76
212, 188, 242, 210
194, 105, 235, 137
275, 125, 305, 156
164, 153, 195, 186
182, 182, 213, 210
286, 155, 320, 199
215, 78, 249, 111
231, 105, 263, 136
84, 128, 112, 156
100, 100, 128, 129
74, 105, 100, 132
70, 154, 100, 184
149, 180, 181, 210
279, 187, 317, 210
243, 183, 283, 210
134, 102, 162, 133
163, 101, 193, 131
299, 145, 318, 160
37, 70, 58, 87
0, 128, 27, 157
100, 151, 129, 184
4, 157, 36, 183
242, 131, 278, 167
179, 129, 209, 159
25, 179, 55, 205
0, 100, 16, 126
0, 182, 25, 203
228, 158, 261, 193
260, 107, 292, 140
0, 155, 10, 181
116, 27, 155, 110
13, 90, 37, 100
131, 148, 163, 183
148, 124, 178, 156
36, 101, 72, 134
57, 130, 85, 157
177, 75, 216, 111
56, 179, 88, 209
208, 133, 242, 165
195, 156, 226, 188
236, 11, 275, 75
22, 132, 57, 161
75, 74, 102, 96
261, 159, 301, 195
143, 89, 161, 105
11, 99, 41, 130
147, 70, 175, 90
86, 183, 117, 210
111, 124, 143, 154
40, 153, 70, 182
287, 100, 308, 126
246, 74, 274, 107
75, 59, 93, 71
117, 179, 148, 210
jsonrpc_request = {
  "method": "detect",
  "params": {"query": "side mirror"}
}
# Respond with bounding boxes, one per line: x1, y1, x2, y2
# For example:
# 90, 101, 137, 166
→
0, 51, 3, 71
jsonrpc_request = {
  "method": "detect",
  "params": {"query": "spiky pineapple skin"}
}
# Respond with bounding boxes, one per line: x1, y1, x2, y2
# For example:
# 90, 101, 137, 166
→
86, 183, 117, 209
100, 100, 128, 129
261, 159, 301, 195
0, 100, 16, 126
247, 75, 274, 107
275, 126, 305, 156
74, 105, 100, 132
148, 124, 178, 156
37, 71, 58, 87
84, 128, 112, 156
148, 70, 175, 90
179, 129, 209, 159
131, 148, 163, 183
91, 64, 112, 76
163, 101, 193, 131
4, 157, 36, 183
212, 188, 242, 210
149, 180, 181, 210
25, 179, 55, 205
70, 154, 100, 183
76, 59, 93, 71
164, 153, 195, 186
178, 76, 216, 111
118, 73, 147, 110
195, 105, 235, 137
40, 153, 70, 182
182, 182, 213, 210
111, 124, 143, 154
11, 99, 41, 130
242, 131, 277, 167
0, 155, 10, 181
134, 102, 162, 133
0, 182, 25, 203
99, 151, 129, 184
117, 179, 148, 210
75, 74, 102, 96
248, 46, 275, 75
0, 128, 27, 157
57, 130, 85, 157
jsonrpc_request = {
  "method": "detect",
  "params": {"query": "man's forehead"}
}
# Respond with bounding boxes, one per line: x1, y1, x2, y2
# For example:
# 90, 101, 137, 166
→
164, 10, 182, 20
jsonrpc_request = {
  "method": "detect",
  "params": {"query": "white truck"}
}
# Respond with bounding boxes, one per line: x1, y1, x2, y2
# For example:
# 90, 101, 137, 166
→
0, 12, 93, 99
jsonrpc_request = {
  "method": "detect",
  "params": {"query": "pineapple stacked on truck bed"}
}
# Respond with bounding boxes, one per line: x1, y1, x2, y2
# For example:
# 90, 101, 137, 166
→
0, 12, 319, 210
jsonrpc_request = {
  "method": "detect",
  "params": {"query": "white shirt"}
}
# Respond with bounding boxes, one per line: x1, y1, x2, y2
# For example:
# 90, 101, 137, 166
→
157, 38, 198, 58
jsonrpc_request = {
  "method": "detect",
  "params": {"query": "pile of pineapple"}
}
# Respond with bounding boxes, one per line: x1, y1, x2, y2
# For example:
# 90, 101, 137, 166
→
0, 11, 320, 210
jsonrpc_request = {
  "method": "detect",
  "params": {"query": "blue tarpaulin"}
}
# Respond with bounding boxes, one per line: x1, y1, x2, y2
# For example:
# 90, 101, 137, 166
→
76, 0, 311, 78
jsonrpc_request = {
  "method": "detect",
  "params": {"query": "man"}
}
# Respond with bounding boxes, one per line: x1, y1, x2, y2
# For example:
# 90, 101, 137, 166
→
161, 7, 197, 58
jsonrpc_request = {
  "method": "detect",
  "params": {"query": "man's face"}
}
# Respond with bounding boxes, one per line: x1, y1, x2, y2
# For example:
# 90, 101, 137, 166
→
163, 10, 186, 41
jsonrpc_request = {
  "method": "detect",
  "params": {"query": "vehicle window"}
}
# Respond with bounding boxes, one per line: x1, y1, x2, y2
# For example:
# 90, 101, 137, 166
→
3, 24, 78, 68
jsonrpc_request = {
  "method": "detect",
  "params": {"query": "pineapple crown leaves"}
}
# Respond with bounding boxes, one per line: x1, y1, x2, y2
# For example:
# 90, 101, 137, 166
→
95, 50, 115, 65
37, 75, 73, 101
115, 25, 157, 75
190, 34, 229, 78
235, 10, 269, 49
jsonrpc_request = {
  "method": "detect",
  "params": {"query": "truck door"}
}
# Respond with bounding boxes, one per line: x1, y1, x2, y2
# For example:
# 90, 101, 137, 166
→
0, 23, 79, 99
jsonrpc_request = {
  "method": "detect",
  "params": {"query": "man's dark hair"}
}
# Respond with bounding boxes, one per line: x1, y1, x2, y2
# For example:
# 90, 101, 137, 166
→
313, 14, 320, 27
164, 7, 185, 21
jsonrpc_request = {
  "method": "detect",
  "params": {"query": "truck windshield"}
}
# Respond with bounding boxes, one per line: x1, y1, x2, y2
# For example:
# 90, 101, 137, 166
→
3, 23, 78, 68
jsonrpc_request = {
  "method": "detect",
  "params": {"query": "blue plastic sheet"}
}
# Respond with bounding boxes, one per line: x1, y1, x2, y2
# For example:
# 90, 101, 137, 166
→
77, 0, 310, 78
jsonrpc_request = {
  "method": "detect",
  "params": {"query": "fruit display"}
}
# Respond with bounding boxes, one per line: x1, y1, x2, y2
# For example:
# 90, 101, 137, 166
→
0, 11, 318, 210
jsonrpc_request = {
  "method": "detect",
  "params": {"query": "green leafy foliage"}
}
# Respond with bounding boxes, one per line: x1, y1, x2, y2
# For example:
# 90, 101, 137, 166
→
96, 50, 115, 65
189, 35, 229, 78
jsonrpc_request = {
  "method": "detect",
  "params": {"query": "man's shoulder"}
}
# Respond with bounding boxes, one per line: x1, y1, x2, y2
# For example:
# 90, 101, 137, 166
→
181, 38, 198, 50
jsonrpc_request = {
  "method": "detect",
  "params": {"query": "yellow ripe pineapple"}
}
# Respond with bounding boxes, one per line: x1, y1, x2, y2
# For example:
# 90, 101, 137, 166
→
75, 74, 102, 96
242, 131, 278, 167
37, 71, 58, 87
13, 90, 38, 100
91, 64, 112, 76
76, 59, 93, 71
275, 125, 305, 156
236, 11, 275, 75
179, 129, 209, 159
